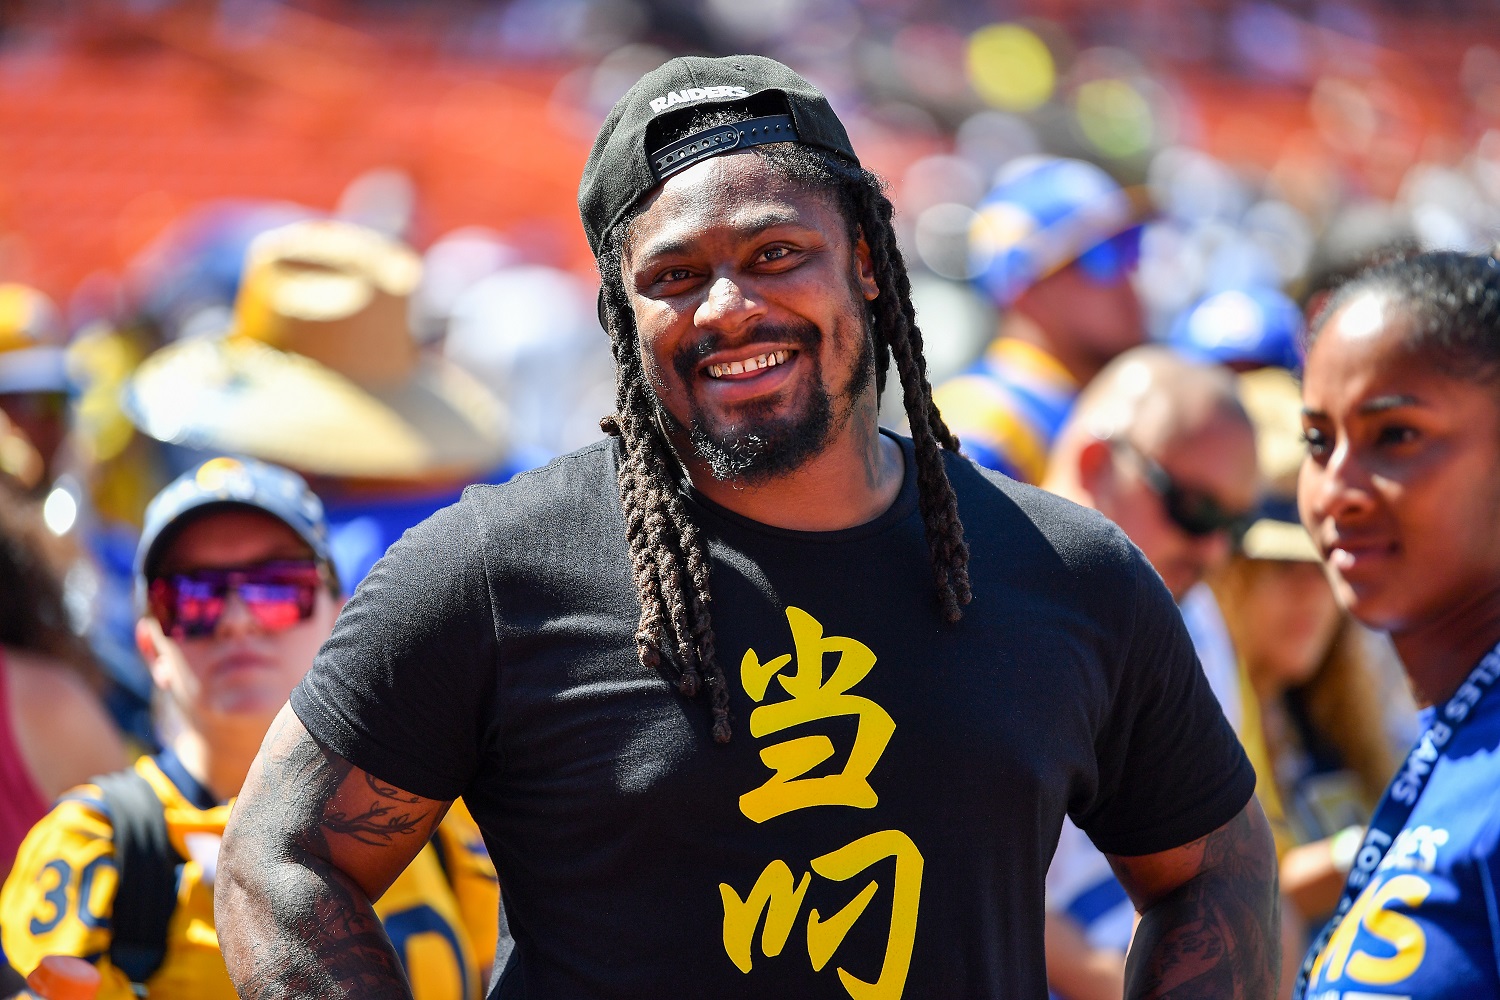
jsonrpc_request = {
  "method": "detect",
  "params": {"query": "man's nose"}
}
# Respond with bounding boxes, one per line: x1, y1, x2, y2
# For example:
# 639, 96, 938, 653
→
694, 275, 766, 333
213, 588, 260, 639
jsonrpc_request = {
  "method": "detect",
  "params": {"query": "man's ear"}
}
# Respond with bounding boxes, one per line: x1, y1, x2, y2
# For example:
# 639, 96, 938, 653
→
854, 231, 879, 302
135, 617, 158, 662
136, 618, 173, 692
1077, 437, 1116, 499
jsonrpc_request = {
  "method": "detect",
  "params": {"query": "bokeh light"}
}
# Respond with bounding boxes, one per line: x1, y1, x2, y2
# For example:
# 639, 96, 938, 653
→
967, 24, 1056, 113
1075, 78, 1154, 159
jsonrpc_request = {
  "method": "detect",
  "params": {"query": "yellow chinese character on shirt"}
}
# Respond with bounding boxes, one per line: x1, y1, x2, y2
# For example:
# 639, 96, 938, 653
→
720, 830, 924, 1000
738, 607, 896, 824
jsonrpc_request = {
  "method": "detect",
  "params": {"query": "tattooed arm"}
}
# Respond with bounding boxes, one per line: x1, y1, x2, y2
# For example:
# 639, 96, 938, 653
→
216, 704, 452, 1000
1108, 799, 1280, 1000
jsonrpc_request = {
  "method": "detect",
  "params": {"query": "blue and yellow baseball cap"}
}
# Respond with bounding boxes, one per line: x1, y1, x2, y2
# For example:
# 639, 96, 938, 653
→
1168, 287, 1304, 373
134, 456, 335, 604
969, 156, 1147, 305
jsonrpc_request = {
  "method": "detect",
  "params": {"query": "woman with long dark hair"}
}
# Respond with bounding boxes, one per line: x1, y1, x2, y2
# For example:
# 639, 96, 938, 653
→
0, 480, 125, 878
1296, 250, 1500, 998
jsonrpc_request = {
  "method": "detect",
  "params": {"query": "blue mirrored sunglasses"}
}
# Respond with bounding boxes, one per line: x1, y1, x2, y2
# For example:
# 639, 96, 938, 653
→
1075, 226, 1143, 285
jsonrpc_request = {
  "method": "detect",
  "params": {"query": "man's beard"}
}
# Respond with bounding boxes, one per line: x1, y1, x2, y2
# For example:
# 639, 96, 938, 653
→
661, 317, 874, 486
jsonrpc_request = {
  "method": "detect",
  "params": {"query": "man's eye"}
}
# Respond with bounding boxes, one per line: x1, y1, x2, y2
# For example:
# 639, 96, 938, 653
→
657, 268, 694, 283
1376, 425, 1419, 447
760, 246, 793, 263
1302, 427, 1330, 459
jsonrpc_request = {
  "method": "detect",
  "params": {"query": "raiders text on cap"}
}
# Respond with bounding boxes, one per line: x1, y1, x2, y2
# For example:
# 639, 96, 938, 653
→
649, 86, 751, 115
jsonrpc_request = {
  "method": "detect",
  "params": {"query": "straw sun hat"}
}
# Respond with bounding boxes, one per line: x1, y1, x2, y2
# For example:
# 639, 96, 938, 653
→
125, 220, 507, 481
1236, 366, 1318, 563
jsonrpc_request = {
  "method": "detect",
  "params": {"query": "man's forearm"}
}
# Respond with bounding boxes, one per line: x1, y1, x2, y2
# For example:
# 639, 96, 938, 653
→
217, 838, 412, 1000
216, 710, 421, 1000
1123, 808, 1281, 999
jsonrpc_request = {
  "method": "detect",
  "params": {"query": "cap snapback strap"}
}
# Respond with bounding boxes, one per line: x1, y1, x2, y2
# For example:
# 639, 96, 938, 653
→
649, 114, 799, 182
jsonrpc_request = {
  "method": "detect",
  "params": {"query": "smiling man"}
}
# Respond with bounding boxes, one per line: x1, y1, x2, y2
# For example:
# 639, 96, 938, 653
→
215, 56, 1278, 1000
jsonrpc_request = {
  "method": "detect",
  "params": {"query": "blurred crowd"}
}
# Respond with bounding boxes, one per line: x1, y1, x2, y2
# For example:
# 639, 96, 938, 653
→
1, 0, 1498, 998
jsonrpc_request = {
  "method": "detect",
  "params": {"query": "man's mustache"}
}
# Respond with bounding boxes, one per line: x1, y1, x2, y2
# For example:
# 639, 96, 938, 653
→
671, 320, 823, 385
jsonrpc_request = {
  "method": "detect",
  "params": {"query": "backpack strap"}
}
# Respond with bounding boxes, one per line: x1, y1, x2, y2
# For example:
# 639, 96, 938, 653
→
93, 769, 182, 989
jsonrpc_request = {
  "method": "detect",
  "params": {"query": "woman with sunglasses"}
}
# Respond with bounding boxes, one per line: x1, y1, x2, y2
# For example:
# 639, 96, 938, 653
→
1296, 251, 1500, 998
0, 457, 498, 1000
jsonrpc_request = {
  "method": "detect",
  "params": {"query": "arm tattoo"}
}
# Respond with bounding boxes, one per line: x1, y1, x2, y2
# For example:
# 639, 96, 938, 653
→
324, 774, 427, 846
1123, 808, 1281, 1000
217, 712, 445, 1000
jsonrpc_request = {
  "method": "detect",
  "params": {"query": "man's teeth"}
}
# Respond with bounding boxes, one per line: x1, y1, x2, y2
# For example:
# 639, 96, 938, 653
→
707, 350, 790, 378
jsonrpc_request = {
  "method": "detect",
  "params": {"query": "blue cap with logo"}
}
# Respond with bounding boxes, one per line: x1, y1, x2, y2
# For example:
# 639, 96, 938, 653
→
1168, 286, 1304, 372
969, 156, 1146, 306
134, 456, 335, 605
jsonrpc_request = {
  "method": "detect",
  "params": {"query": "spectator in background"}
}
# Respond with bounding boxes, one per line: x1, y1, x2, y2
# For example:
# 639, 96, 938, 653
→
0, 284, 71, 493
1168, 285, 1306, 375
122, 219, 510, 590
1037, 346, 1260, 1000
1043, 346, 1257, 606
1214, 367, 1404, 928
0, 478, 125, 881
1161, 278, 1309, 759
933, 156, 1149, 484
0, 456, 498, 1000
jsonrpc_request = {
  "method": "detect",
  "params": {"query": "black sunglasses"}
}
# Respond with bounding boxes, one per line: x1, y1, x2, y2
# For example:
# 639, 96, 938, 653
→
1111, 439, 1255, 540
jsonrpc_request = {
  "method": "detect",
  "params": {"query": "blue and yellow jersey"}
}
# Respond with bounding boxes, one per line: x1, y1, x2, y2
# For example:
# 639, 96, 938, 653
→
428, 797, 501, 977
0, 752, 497, 1000
932, 338, 1079, 485
1305, 696, 1500, 998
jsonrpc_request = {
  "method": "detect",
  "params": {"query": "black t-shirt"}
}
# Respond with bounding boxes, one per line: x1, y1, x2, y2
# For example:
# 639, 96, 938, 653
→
291, 434, 1254, 1000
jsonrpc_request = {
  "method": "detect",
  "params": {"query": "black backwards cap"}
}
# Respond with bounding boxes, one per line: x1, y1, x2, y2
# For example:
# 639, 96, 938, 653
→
577, 54, 861, 257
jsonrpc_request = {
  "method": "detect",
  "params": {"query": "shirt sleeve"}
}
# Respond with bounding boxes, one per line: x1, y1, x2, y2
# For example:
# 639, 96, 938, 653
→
1074, 550, 1257, 857
290, 498, 498, 802
0, 794, 138, 1000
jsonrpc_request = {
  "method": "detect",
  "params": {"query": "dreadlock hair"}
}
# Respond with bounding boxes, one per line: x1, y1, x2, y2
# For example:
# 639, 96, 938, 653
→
595, 114, 971, 743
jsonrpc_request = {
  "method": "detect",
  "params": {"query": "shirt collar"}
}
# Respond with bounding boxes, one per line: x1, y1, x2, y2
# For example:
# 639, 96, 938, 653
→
153, 746, 222, 810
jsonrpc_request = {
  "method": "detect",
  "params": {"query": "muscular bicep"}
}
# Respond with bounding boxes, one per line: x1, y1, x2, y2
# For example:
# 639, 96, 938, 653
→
1105, 799, 1276, 912
228, 704, 452, 903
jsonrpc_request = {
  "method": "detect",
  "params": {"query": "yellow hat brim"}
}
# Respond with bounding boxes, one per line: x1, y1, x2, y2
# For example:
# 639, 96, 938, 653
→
125, 338, 508, 480
1240, 518, 1320, 563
